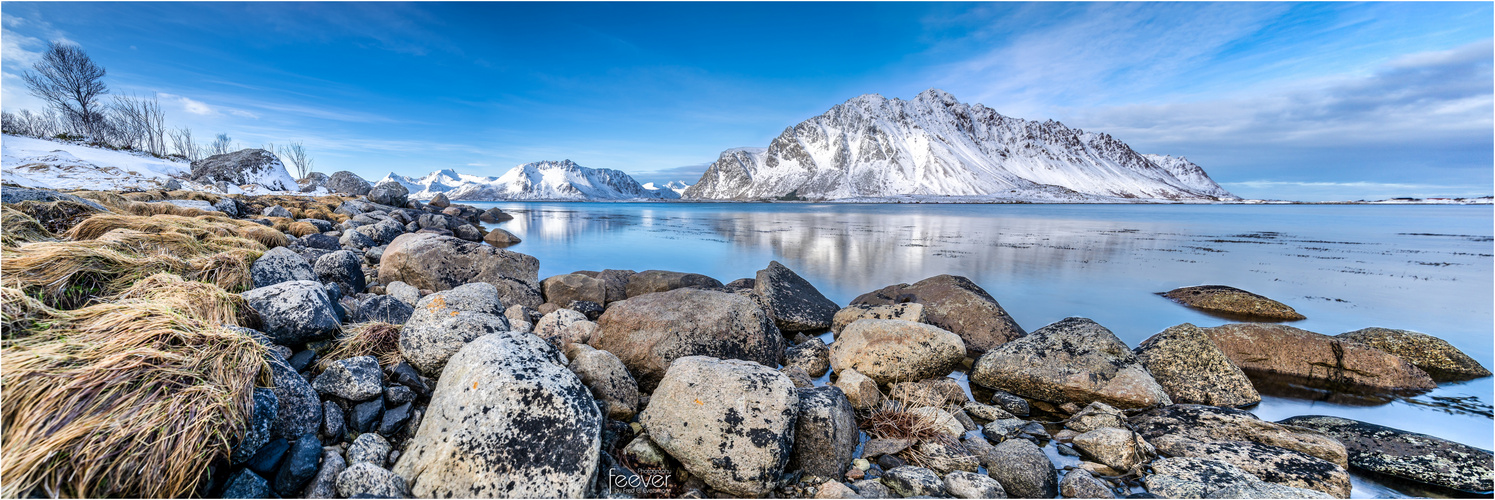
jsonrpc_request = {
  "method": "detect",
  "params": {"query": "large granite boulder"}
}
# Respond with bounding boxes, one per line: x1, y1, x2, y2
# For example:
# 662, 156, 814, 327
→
788, 386, 859, 478
398, 283, 511, 375
393, 332, 601, 498
1336, 327, 1491, 381
1278, 415, 1494, 493
190, 149, 297, 191
1134, 323, 1260, 407
566, 344, 640, 421
831, 303, 925, 337
325, 171, 371, 196
828, 319, 965, 385
639, 356, 798, 497
1130, 405, 1348, 467
981, 438, 1058, 498
264, 351, 323, 440
970, 317, 1171, 410
623, 270, 723, 297
378, 233, 542, 308
752, 261, 839, 332
593, 288, 784, 391
251, 246, 316, 289
542, 273, 607, 306
314, 250, 366, 295
1204, 323, 1435, 392
850, 274, 1024, 354
242, 280, 341, 345
367, 180, 408, 207
1147, 435, 1350, 498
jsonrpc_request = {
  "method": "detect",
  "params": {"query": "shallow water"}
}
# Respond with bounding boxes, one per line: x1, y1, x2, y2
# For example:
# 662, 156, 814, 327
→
471, 201, 1493, 497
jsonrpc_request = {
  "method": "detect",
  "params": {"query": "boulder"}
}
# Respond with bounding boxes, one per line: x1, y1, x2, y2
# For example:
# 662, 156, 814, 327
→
882, 466, 946, 497
325, 171, 371, 196
357, 295, 413, 324
566, 344, 641, 421
831, 368, 882, 410
542, 273, 607, 307
1335, 327, 1491, 381
243, 280, 341, 346
311, 356, 382, 402
971, 317, 1170, 410
427, 192, 451, 208
484, 227, 522, 247
789, 386, 859, 478
534, 308, 596, 350
398, 283, 512, 375
1205, 482, 1334, 499
265, 351, 323, 440
1060, 469, 1113, 499
889, 377, 968, 407
624, 270, 723, 297
1148, 435, 1350, 498
504, 304, 538, 333
981, 438, 1058, 498
251, 246, 316, 289
314, 250, 366, 295
1134, 323, 1260, 407
367, 180, 408, 207
1278, 415, 1494, 493
752, 260, 839, 332
335, 463, 406, 498
784, 338, 831, 377
945, 470, 1008, 499
831, 303, 925, 337
263, 205, 293, 218
478, 207, 513, 223
1144, 457, 1260, 499
190, 149, 296, 191
1066, 402, 1127, 433
1204, 323, 1435, 392
594, 269, 634, 304
301, 233, 338, 251
221, 469, 273, 499
338, 227, 375, 250
828, 319, 965, 385
232, 388, 278, 464
1130, 405, 1347, 467
639, 356, 798, 497
1072, 427, 1152, 471
386, 280, 420, 306
356, 218, 406, 246
393, 332, 601, 498
593, 288, 784, 391
850, 275, 1024, 354
1161, 285, 1306, 321
378, 233, 542, 308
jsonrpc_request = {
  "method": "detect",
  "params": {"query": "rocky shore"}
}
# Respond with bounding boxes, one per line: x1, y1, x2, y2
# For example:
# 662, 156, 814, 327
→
1, 173, 1490, 499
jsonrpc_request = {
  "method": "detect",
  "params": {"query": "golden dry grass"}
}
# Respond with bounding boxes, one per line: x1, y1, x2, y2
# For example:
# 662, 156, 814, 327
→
110, 274, 261, 329
0, 206, 53, 247
6, 200, 104, 233
239, 194, 348, 224
860, 389, 979, 472
316, 322, 403, 372
0, 287, 269, 498
66, 214, 287, 248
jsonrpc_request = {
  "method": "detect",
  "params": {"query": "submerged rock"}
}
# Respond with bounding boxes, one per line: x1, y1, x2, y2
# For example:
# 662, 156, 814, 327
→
1134, 323, 1260, 407
851, 274, 1024, 354
593, 288, 784, 391
1335, 327, 1491, 381
829, 319, 965, 385
971, 317, 1171, 410
1204, 323, 1435, 393
1160, 285, 1306, 321
1278, 415, 1494, 493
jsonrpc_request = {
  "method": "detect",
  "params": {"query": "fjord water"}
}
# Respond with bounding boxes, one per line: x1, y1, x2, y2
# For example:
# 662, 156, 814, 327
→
473, 202, 1493, 491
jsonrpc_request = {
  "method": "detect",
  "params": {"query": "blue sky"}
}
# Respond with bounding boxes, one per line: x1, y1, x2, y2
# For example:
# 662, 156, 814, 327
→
2, 2, 1490, 201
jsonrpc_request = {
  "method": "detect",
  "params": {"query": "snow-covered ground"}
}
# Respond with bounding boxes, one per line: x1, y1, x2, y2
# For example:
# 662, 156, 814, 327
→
1, 134, 321, 195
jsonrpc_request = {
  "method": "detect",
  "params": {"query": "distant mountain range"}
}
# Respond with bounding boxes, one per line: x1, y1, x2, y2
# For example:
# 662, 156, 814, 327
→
377, 160, 686, 201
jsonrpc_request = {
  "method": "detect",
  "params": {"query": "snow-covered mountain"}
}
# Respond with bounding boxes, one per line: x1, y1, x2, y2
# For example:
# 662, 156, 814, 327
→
379, 160, 678, 201
642, 180, 693, 196
682, 89, 1238, 202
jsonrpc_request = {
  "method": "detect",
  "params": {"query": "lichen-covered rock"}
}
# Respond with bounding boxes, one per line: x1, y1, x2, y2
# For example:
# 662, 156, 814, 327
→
829, 319, 965, 385
889, 377, 969, 407
325, 171, 371, 195
251, 246, 316, 289
367, 180, 408, 207
907, 407, 965, 438
534, 308, 595, 351
1278, 415, 1494, 493
1148, 435, 1350, 498
752, 260, 839, 332
312, 356, 383, 402
1066, 402, 1127, 433
335, 462, 406, 498
542, 273, 607, 306
850, 275, 1024, 354
789, 386, 859, 478
393, 332, 601, 498
883, 466, 946, 497
347, 432, 392, 467
264, 351, 322, 440
243, 280, 341, 345
1131, 405, 1347, 467
1205, 323, 1435, 393
624, 270, 723, 297
566, 344, 640, 421
232, 388, 278, 464
398, 283, 511, 375
378, 232, 542, 308
971, 317, 1170, 410
1144, 457, 1259, 498
946, 470, 1008, 499
190, 148, 296, 190
1161, 285, 1306, 320
1072, 427, 1152, 471
1134, 323, 1260, 407
831, 303, 925, 337
1335, 327, 1491, 381
831, 367, 882, 410
1061, 469, 1114, 499
314, 250, 366, 295
963, 401, 1015, 422
358, 295, 414, 324
784, 338, 831, 377
981, 438, 1058, 499
639, 356, 798, 497
1205, 482, 1334, 499
594, 288, 784, 391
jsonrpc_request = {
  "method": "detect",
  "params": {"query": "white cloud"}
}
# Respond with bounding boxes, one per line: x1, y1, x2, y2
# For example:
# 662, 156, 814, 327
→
178, 96, 214, 115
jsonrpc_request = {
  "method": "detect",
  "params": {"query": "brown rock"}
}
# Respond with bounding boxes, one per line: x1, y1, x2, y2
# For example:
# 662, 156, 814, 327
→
378, 233, 541, 308
831, 368, 882, 410
482, 227, 521, 247
1161, 285, 1305, 320
850, 275, 1024, 354
541, 273, 607, 306
593, 288, 783, 391
624, 270, 723, 298
1204, 323, 1435, 392
1336, 327, 1491, 381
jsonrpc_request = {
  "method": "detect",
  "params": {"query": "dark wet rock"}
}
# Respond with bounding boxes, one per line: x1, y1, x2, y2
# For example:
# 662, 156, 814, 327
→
274, 433, 322, 495
1336, 327, 1491, 381
251, 246, 316, 289
594, 288, 784, 391
946, 470, 1008, 498
831, 367, 882, 410
851, 274, 1024, 354
301, 233, 339, 251
989, 390, 1030, 417
640, 356, 798, 497
221, 469, 273, 499
232, 388, 278, 464
321, 401, 344, 442
393, 331, 600, 498
829, 319, 965, 385
287, 350, 317, 372
390, 361, 429, 395
861, 438, 915, 458
247, 438, 291, 476
752, 260, 839, 332
1161, 285, 1306, 320
784, 337, 831, 377
265, 351, 323, 440
831, 303, 925, 337
1131, 405, 1347, 467
336, 462, 407, 498
876, 454, 907, 471
367, 180, 408, 207
1204, 323, 1435, 393
1148, 434, 1350, 498
190, 149, 295, 190
566, 344, 640, 421
314, 250, 366, 295
358, 295, 413, 324
624, 269, 724, 297
789, 386, 859, 478
348, 399, 383, 434
398, 282, 510, 375
347, 432, 392, 467
302, 448, 345, 498
1278, 415, 1494, 493
971, 317, 1171, 410
312, 355, 382, 402
981, 438, 1058, 499
883, 466, 946, 497
1061, 469, 1115, 499
377, 401, 412, 436
378, 232, 541, 308
543, 273, 607, 306
1134, 323, 1260, 407
244, 280, 341, 346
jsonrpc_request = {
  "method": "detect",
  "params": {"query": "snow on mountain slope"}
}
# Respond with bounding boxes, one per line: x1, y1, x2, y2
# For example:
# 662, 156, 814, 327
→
1141, 154, 1233, 198
682, 90, 1238, 202
380, 160, 677, 201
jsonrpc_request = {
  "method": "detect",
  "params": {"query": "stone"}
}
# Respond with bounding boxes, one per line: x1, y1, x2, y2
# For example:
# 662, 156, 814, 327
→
358, 295, 414, 324
349, 399, 382, 434
321, 401, 344, 442
427, 192, 451, 208
483, 227, 522, 247
623, 433, 670, 471
907, 407, 966, 438
850, 274, 1024, 354
889, 377, 968, 407
266, 351, 323, 440
1134, 323, 1260, 407
832, 368, 883, 410
232, 388, 278, 464
829, 319, 965, 385
982, 438, 1058, 499
221, 469, 272, 499
302, 448, 346, 498
399, 283, 512, 375
1279, 415, 1494, 493
1131, 405, 1347, 467
963, 402, 1016, 421
982, 418, 1035, 442
1144, 457, 1260, 498
190, 149, 295, 190
339, 226, 375, 249
789, 386, 860, 478
639, 356, 799, 497
263, 205, 293, 218
287, 351, 317, 372
314, 250, 366, 295
1061, 469, 1114, 498
251, 246, 316, 289
534, 308, 595, 351
246, 438, 291, 476
273, 433, 322, 495
367, 180, 408, 207
393, 332, 601, 498
542, 273, 607, 306
384, 280, 421, 307
1072, 427, 1152, 471
815, 480, 862, 499
831, 303, 925, 336
347, 433, 392, 467
1148, 434, 1350, 498
335, 462, 407, 498
379, 233, 542, 308
917, 439, 979, 473
384, 385, 415, 406
378, 401, 412, 436
358, 219, 408, 246
595, 269, 635, 304
566, 344, 641, 421
1336, 327, 1491, 381
971, 317, 1171, 410
883, 466, 946, 497
566, 300, 604, 320
301, 233, 339, 250
478, 207, 513, 223
325, 171, 371, 195
785, 338, 831, 377
594, 288, 785, 391
312, 356, 383, 402
877, 454, 907, 471
243, 280, 341, 346
753, 260, 840, 332
850, 479, 893, 499
1161, 285, 1306, 321
1205, 482, 1334, 499
989, 390, 1030, 417
1205, 323, 1435, 393
946, 470, 1008, 498
1067, 402, 1128, 432
624, 269, 724, 297
390, 361, 429, 395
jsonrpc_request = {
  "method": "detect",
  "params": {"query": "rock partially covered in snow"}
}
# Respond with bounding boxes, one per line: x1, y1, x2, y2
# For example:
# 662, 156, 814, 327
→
326, 171, 372, 196
190, 149, 297, 191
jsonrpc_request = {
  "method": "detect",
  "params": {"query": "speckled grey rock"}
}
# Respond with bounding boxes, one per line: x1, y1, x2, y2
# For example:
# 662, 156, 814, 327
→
1131, 405, 1347, 467
982, 438, 1058, 499
312, 356, 382, 401
971, 317, 1170, 410
829, 319, 965, 385
1066, 402, 1127, 433
335, 462, 407, 498
535, 308, 595, 351
243, 280, 341, 346
883, 466, 946, 497
1135, 323, 1260, 407
385, 280, 420, 306
1147, 435, 1349, 498
346, 432, 392, 467
1205, 481, 1333, 499
1336, 327, 1491, 381
594, 288, 785, 391
566, 344, 640, 421
301, 448, 346, 498
266, 351, 323, 440
850, 479, 893, 499
789, 386, 859, 478
320, 401, 343, 442
314, 250, 366, 295
946, 470, 1008, 498
378, 232, 541, 308
831, 303, 925, 337
263, 205, 292, 218
326, 171, 371, 196
358, 295, 413, 324
850, 274, 1024, 354
832, 367, 882, 410
964, 401, 1016, 421
1143, 457, 1259, 498
640, 356, 798, 497
398, 283, 511, 375
753, 260, 839, 332
232, 388, 278, 464
393, 331, 601, 498
1278, 415, 1494, 493
1072, 427, 1153, 471
785, 337, 831, 377
221, 469, 272, 499
252, 246, 316, 289
1060, 469, 1114, 498
367, 180, 408, 207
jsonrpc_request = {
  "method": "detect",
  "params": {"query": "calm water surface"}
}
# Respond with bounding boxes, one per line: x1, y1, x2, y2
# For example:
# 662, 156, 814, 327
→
471, 202, 1493, 497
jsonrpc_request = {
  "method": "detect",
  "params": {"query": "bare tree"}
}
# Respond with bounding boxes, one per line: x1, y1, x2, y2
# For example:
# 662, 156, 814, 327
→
107, 94, 167, 155
2, 109, 64, 138
208, 133, 233, 156
278, 141, 313, 178
21, 42, 109, 139
168, 127, 200, 160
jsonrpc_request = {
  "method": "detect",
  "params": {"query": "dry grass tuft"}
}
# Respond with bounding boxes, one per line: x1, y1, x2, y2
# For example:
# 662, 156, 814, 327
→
860, 387, 979, 472
286, 221, 320, 237
66, 214, 288, 248
239, 194, 348, 224
0, 287, 269, 498
316, 322, 403, 372
1, 206, 54, 247
7, 200, 104, 233
111, 274, 261, 329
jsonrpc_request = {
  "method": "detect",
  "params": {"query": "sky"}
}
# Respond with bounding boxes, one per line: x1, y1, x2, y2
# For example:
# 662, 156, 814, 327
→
2, 2, 1490, 201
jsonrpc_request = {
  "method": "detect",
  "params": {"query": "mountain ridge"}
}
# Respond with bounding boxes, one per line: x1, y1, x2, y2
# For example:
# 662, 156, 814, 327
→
378, 160, 684, 201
